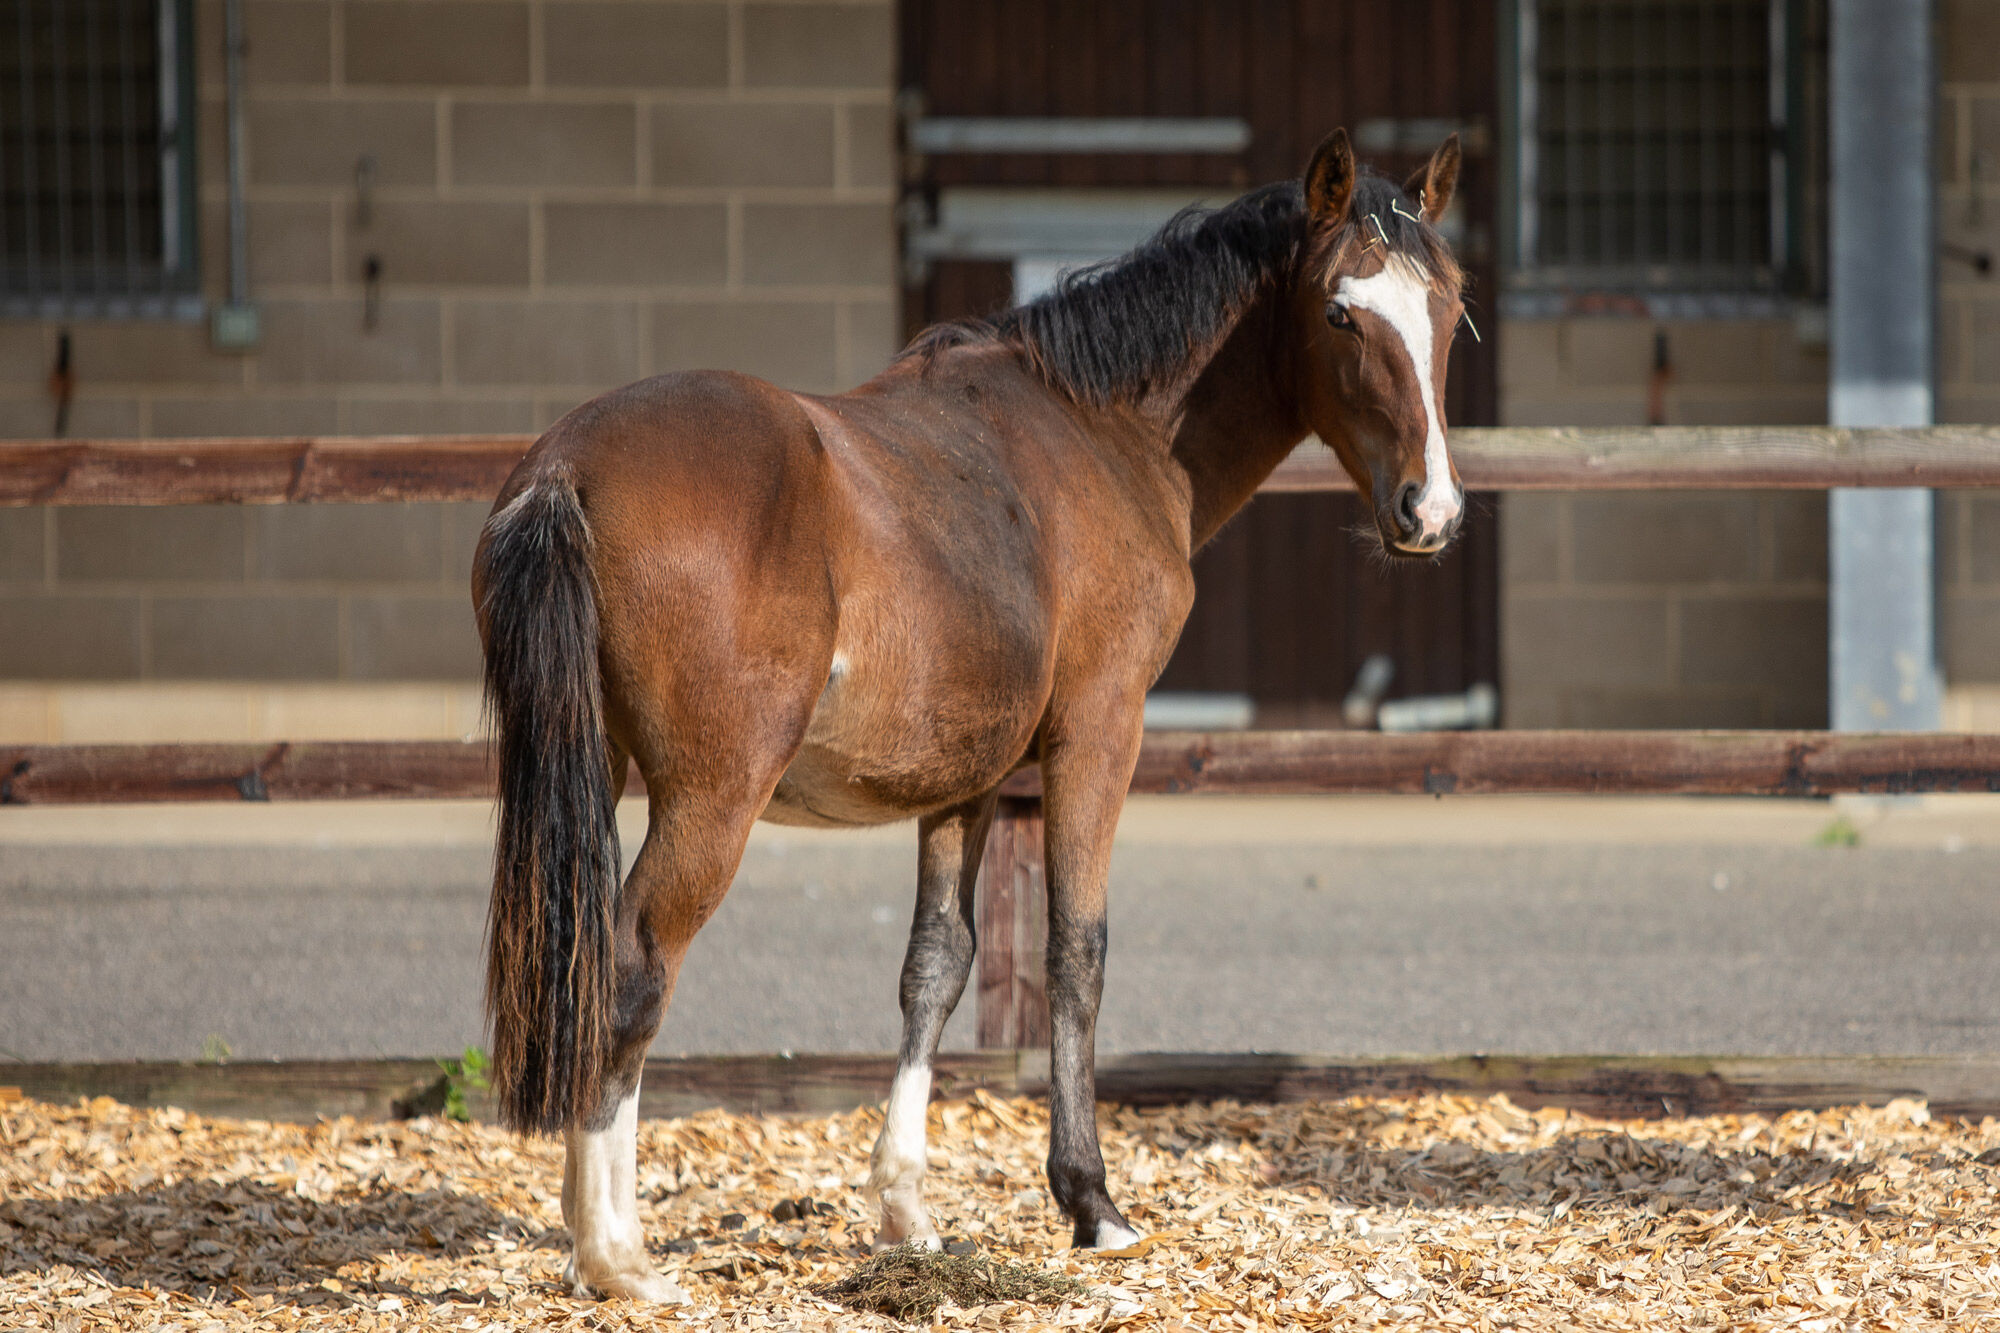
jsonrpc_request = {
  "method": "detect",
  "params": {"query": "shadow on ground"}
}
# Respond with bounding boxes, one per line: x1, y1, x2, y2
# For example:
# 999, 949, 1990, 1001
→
1123, 1105, 1908, 1229
1, 1178, 540, 1308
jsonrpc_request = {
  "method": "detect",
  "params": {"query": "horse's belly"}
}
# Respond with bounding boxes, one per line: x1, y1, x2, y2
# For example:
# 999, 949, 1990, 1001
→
761, 651, 1041, 828
761, 748, 919, 828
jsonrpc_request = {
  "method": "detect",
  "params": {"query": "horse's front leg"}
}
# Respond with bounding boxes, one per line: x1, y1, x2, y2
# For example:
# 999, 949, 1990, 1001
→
868, 792, 998, 1251
1040, 694, 1145, 1250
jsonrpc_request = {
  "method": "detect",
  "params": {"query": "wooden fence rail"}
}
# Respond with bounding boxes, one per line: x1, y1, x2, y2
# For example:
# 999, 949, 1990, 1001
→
15, 1052, 2000, 1124
8, 731, 2000, 806
6, 424, 2000, 505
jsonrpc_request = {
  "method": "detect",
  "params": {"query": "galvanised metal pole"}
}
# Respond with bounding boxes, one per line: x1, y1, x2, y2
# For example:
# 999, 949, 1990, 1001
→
223, 0, 248, 307
210, 0, 259, 347
1828, 0, 1940, 731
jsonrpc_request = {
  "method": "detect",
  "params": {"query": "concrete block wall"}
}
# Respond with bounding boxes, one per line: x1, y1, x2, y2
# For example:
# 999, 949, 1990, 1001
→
0, 0, 897, 728
1498, 319, 1831, 432
0, 496, 488, 688
1500, 489, 1830, 728
1496, 320, 1833, 728
0, 0, 898, 436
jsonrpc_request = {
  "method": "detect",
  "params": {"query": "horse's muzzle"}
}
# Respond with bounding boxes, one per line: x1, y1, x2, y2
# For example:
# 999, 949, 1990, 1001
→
1385, 479, 1463, 555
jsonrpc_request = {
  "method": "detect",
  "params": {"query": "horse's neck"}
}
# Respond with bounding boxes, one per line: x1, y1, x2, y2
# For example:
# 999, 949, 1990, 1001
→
1163, 293, 1308, 549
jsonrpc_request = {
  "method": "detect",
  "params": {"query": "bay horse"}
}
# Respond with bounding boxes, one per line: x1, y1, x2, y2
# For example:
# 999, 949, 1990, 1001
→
472, 128, 1465, 1301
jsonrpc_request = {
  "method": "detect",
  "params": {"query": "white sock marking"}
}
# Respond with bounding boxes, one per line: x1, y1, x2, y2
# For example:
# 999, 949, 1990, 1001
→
1094, 1220, 1144, 1251
1335, 255, 1462, 548
881, 1063, 931, 1173
868, 1062, 940, 1249
566, 1082, 685, 1302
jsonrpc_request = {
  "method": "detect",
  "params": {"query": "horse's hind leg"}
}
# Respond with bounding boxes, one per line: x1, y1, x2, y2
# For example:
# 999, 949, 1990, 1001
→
868, 792, 998, 1251
558, 741, 677, 1301
562, 778, 771, 1302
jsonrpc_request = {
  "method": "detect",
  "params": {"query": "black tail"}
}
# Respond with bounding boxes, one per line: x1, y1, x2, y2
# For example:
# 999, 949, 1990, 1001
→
475, 478, 619, 1134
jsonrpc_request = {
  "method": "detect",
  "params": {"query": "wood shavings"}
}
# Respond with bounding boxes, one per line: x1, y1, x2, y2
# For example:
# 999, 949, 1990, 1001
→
5, 1090, 2000, 1329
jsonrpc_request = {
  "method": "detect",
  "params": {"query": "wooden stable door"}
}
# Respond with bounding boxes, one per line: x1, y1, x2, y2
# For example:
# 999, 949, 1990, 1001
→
899, 0, 1500, 724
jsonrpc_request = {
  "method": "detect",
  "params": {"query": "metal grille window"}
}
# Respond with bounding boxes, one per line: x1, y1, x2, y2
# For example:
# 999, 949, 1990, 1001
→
1507, 0, 1824, 314
1, 0, 199, 318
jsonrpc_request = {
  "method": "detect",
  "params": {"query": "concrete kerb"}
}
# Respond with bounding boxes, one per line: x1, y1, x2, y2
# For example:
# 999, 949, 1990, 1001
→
4, 792, 1999, 851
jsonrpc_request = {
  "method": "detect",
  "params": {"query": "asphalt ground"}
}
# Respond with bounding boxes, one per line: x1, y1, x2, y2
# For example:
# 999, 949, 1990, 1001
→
2, 795, 1998, 1063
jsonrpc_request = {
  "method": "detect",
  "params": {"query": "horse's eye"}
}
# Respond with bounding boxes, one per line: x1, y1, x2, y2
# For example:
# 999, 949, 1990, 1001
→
1325, 303, 1353, 331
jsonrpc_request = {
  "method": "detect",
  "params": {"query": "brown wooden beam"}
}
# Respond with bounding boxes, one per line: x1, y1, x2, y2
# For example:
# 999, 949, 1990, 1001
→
0, 740, 644, 803
976, 795, 1050, 1050
0, 435, 531, 506
0, 1053, 1021, 1124
1263, 424, 2000, 491
0, 740, 499, 803
9, 1053, 2000, 1123
1008, 729, 2000, 798
9, 731, 2000, 805
1080, 1052, 2000, 1122
8, 425, 2000, 505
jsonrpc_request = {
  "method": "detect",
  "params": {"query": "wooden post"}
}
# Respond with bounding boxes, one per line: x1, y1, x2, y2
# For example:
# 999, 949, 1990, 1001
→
976, 795, 1050, 1049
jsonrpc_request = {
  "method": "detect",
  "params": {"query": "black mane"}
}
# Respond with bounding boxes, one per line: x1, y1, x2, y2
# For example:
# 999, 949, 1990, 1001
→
900, 169, 1455, 408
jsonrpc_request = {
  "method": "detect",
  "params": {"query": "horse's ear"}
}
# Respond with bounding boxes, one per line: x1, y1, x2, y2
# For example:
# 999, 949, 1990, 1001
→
1304, 129, 1355, 225
1404, 133, 1461, 225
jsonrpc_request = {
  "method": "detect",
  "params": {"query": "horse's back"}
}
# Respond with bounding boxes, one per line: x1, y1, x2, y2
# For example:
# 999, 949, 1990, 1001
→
519, 370, 822, 513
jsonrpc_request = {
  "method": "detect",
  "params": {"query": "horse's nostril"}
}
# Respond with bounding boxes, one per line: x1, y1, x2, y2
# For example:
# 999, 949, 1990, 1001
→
1393, 483, 1420, 535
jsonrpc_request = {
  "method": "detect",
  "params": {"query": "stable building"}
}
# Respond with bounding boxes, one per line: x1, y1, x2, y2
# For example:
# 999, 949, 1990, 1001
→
0, 0, 1994, 742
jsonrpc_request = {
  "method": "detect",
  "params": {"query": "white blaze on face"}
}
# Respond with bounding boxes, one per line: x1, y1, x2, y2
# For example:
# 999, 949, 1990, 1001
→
1334, 254, 1462, 551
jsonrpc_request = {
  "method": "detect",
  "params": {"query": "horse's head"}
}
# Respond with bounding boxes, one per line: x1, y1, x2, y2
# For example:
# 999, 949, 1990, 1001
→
1290, 129, 1466, 558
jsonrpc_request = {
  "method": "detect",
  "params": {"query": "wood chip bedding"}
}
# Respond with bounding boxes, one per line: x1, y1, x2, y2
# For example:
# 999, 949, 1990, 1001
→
5, 1088, 1998, 1329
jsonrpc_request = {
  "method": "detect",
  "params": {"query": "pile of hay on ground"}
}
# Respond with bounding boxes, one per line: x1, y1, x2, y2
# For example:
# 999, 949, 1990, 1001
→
5, 1085, 2000, 1329
816, 1242, 1087, 1320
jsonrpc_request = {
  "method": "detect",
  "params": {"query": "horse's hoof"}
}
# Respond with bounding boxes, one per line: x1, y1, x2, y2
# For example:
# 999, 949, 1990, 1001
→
575, 1269, 689, 1304
872, 1226, 942, 1255
1084, 1220, 1143, 1252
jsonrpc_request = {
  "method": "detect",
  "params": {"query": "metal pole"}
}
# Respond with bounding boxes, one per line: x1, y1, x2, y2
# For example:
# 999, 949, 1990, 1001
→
1828, 0, 1938, 731
211, 0, 259, 346
224, 0, 248, 306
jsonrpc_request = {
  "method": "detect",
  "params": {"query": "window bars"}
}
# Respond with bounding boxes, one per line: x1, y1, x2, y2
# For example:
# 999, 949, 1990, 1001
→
0, 0, 200, 319
1508, 0, 1824, 316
